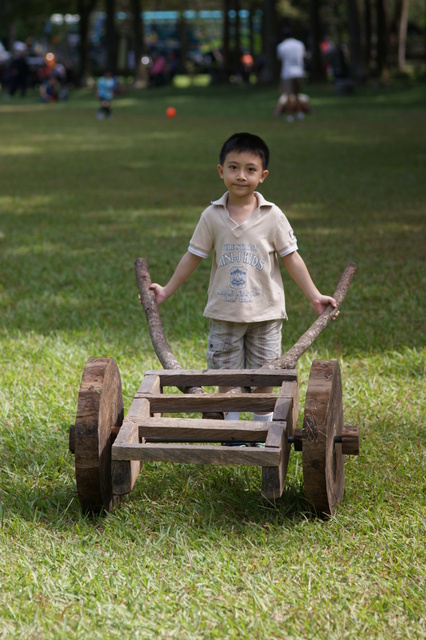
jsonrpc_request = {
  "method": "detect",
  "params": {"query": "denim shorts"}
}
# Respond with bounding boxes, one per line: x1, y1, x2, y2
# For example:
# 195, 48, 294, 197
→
207, 319, 282, 370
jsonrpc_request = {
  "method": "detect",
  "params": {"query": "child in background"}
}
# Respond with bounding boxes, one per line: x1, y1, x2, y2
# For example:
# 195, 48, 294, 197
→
96, 70, 115, 120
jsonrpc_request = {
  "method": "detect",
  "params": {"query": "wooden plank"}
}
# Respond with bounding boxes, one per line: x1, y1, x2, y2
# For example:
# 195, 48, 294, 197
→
134, 374, 162, 418
136, 374, 161, 395
262, 422, 286, 499
276, 380, 299, 435
261, 380, 298, 500
264, 422, 285, 448
138, 417, 283, 442
111, 397, 150, 496
125, 396, 152, 422
133, 392, 281, 413
112, 442, 281, 466
144, 369, 297, 388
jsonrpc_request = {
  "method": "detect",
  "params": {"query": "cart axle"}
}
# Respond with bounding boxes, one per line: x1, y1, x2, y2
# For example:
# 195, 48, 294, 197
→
289, 425, 359, 456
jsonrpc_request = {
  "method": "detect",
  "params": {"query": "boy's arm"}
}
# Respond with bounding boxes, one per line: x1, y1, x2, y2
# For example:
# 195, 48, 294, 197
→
149, 251, 203, 305
281, 251, 337, 316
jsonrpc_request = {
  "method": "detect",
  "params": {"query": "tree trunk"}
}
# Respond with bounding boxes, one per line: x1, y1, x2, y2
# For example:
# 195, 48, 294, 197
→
77, 0, 97, 83
347, 0, 364, 80
309, 0, 326, 82
376, 0, 389, 78
249, 5, 255, 56
222, 0, 231, 79
130, 0, 147, 85
363, 0, 372, 72
398, 0, 409, 71
260, 0, 278, 83
105, 0, 118, 74
235, 0, 241, 64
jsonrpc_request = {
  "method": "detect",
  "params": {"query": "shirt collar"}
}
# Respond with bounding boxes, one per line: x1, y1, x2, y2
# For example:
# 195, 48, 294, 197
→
211, 191, 273, 208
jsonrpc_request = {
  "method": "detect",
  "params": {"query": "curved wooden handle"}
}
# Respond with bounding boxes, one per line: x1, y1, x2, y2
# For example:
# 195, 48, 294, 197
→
265, 262, 358, 370
135, 258, 213, 402
135, 257, 181, 371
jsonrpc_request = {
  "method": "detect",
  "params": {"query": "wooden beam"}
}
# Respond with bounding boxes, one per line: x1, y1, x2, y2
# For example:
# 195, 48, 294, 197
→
111, 391, 151, 495
138, 417, 278, 442
261, 423, 286, 499
134, 392, 281, 414
112, 442, 281, 466
143, 369, 297, 388
261, 380, 298, 500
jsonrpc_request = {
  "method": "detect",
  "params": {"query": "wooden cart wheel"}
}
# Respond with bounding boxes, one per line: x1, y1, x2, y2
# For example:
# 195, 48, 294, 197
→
301, 360, 345, 517
74, 357, 124, 514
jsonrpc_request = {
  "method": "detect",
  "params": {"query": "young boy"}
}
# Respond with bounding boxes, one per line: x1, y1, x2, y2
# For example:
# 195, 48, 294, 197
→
149, 132, 336, 422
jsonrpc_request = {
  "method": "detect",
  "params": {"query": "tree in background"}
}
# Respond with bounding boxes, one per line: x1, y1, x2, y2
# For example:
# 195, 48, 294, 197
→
0, 0, 69, 48
347, 0, 363, 79
130, 0, 147, 85
262, 0, 280, 82
0, 0, 424, 85
397, 0, 410, 70
76, 0, 98, 81
105, 0, 118, 73
309, 0, 327, 81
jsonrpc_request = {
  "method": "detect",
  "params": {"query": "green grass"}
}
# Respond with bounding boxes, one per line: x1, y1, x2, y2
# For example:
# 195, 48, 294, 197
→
0, 81, 425, 639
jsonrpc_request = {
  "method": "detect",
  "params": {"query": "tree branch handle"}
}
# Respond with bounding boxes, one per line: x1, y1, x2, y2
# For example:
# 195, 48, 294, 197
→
135, 258, 181, 371
135, 258, 208, 397
264, 262, 358, 370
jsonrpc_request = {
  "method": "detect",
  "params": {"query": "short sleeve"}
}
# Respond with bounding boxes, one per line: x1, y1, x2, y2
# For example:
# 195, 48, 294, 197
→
274, 211, 298, 257
188, 212, 213, 259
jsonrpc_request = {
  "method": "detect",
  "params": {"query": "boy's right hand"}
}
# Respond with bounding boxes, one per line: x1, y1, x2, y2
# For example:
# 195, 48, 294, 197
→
140, 252, 201, 308
138, 286, 166, 307
148, 283, 168, 305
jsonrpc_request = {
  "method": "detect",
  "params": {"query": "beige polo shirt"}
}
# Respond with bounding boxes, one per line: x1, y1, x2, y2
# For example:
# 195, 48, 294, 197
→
188, 192, 298, 322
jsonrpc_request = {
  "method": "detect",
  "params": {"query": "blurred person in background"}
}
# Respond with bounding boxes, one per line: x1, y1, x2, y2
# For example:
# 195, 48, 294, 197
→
276, 27, 307, 122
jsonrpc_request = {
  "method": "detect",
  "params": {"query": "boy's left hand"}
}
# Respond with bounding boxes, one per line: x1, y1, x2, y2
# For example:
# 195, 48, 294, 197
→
313, 295, 338, 317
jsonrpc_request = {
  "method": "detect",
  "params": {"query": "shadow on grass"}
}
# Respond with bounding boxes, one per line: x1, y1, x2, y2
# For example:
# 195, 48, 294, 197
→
1, 450, 313, 533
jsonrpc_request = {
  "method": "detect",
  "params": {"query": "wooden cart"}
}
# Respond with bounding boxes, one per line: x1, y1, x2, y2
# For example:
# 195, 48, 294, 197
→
69, 261, 359, 518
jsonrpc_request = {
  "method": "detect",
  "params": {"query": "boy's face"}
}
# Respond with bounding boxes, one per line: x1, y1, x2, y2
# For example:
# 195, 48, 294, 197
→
218, 151, 268, 198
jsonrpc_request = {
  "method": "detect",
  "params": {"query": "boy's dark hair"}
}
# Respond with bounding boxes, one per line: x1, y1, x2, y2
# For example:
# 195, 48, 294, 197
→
219, 132, 270, 170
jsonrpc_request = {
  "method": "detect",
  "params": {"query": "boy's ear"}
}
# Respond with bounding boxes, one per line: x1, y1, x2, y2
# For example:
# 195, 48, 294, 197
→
217, 164, 224, 179
259, 169, 269, 183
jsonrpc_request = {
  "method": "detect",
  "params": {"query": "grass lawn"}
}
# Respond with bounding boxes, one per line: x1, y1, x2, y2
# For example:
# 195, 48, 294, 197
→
0, 80, 425, 638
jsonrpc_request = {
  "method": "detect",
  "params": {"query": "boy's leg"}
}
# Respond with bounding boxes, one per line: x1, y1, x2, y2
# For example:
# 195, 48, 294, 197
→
245, 319, 282, 418
245, 320, 282, 445
207, 319, 245, 391
207, 320, 245, 439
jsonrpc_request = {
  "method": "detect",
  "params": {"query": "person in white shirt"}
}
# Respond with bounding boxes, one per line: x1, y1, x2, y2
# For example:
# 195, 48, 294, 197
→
276, 28, 307, 122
